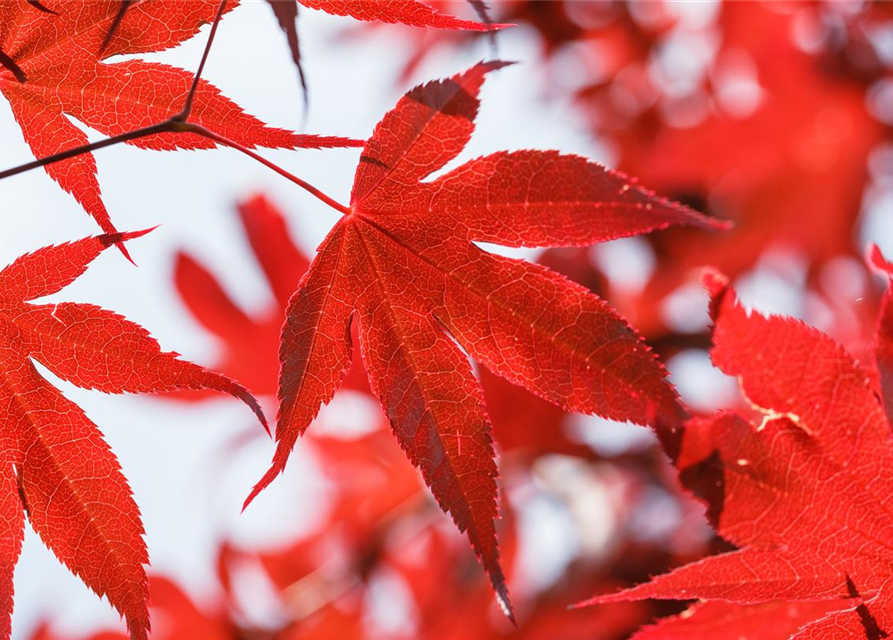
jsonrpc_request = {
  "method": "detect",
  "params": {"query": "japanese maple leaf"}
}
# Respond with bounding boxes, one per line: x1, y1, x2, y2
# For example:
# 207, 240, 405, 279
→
0, 0, 357, 241
174, 193, 575, 459
241, 60, 725, 615
174, 192, 613, 463
0, 230, 267, 640
590, 253, 893, 639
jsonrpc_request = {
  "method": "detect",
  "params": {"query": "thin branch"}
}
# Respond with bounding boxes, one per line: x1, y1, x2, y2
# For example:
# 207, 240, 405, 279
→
178, 0, 228, 120
0, 119, 350, 215
0, 123, 171, 181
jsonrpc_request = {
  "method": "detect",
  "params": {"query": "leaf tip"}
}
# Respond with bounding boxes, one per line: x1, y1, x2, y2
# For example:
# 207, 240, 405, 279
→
482, 59, 517, 72
241, 481, 264, 514
705, 216, 734, 231
202, 373, 269, 436
242, 458, 286, 513
702, 267, 732, 323
868, 243, 893, 276
98, 226, 157, 265
498, 593, 517, 626
99, 226, 157, 248
485, 22, 517, 31
701, 267, 729, 295
482, 554, 516, 624
572, 584, 647, 609
249, 399, 271, 437
493, 579, 516, 625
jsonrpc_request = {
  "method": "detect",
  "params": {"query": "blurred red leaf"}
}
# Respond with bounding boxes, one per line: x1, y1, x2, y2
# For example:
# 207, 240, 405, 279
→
29, 576, 231, 640
174, 194, 369, 400
870, 244, 893, 425
613, 3, 882, 335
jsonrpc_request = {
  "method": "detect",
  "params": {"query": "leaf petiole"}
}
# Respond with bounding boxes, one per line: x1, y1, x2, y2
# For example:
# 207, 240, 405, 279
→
184, 123, 351, 215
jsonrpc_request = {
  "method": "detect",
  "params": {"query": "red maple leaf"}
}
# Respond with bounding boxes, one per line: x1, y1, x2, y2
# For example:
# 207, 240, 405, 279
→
589, 252, 893, 638
173, 193, 580, 460
0, 0, 357, 240
29, 575, 231, 640
297, 0, 503, 28
0, 230, 266, 640
241, 60, 725, 616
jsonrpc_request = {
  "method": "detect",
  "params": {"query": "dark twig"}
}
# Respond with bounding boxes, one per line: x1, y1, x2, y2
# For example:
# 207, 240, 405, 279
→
0, 124, 171, 181
177, 0, 228, 120
0, 0, 229, 181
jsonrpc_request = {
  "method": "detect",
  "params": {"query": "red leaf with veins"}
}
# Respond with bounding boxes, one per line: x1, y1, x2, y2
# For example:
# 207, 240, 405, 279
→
29, 575, 230, 640
0, 0, 359, 240
174, 194, 588, 462
589, 265, 893, 639
245, 60, 725, 616
0, 231, 266, 640
175, 195, 308, 398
